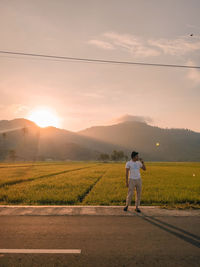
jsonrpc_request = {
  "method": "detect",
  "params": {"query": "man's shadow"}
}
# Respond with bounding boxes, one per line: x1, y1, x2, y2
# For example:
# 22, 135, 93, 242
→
128, 210, 200, 249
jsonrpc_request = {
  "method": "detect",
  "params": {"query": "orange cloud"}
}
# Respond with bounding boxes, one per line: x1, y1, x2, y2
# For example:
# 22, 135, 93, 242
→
89, 32, 200, 58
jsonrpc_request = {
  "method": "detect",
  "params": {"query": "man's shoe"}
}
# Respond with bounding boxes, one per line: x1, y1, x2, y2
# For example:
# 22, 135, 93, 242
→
123, 206, 128, 212
135, 208, 141, 213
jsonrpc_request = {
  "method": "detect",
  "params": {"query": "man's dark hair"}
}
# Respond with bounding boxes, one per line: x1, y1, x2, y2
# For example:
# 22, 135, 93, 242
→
131, 151, 138, 159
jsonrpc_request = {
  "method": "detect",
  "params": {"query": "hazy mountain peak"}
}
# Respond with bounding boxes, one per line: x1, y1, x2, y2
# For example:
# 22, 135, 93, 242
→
112, 114, 153, 125
0, 118, 36, 132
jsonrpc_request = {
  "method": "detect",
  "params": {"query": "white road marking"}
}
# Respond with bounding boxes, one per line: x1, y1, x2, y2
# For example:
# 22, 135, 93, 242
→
0, 249, 81, 254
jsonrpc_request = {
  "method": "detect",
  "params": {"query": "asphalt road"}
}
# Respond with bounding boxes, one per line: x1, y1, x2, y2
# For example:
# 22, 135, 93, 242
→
0, 215, 200, 267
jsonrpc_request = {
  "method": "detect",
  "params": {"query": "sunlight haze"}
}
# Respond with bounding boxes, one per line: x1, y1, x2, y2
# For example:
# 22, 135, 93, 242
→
27, 107, 61, 128
0, 0, 200, 132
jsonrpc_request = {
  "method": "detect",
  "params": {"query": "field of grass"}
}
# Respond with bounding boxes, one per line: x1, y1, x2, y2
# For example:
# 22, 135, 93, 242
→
0, 162, 93, 187
0, 162, 199, 208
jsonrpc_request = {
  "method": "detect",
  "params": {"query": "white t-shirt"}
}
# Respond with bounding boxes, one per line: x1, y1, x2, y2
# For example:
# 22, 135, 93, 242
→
125, 160, 143, 179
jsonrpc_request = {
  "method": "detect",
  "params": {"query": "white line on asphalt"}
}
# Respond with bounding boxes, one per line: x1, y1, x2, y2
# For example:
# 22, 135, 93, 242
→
0, 249, 81, 254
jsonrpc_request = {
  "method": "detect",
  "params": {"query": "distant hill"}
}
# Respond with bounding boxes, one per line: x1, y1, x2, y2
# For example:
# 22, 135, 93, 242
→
0, 118, 200, 161
0, 118, 35, 132
79, 121, 200, 161
0, 119, 122, 161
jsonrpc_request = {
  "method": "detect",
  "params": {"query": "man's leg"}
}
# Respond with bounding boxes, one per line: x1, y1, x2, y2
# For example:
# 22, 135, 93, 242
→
124, 179, 135, 211
135, 178, 142, 212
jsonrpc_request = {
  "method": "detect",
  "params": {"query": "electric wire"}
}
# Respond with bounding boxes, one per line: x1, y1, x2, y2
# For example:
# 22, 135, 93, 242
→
0, 50, 200, 69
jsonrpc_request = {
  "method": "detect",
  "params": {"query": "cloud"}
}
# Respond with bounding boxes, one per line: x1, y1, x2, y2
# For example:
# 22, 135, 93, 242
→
186, 61, 200, 85
113, 114, 153, 124
0, 104, 30, 120
88, 40, 115, 50
103, 32, 160, 58
88, 32, 200, 58
81, 92, 104, 99
14, 105, 30, 115
149, 37, 200, 56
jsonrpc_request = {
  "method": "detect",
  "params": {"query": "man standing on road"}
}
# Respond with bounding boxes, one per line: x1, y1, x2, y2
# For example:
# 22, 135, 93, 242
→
124, 151, 146, 212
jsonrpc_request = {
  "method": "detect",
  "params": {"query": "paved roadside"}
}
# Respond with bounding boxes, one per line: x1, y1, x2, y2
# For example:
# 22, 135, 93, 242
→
0, 205, 199, 216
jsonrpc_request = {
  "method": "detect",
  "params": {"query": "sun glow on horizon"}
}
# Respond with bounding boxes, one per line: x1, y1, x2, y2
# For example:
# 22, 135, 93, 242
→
27, 107, 60, 128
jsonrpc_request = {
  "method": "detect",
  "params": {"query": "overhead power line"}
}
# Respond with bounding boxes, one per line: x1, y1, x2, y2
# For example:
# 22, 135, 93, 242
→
0, 50, 200, 69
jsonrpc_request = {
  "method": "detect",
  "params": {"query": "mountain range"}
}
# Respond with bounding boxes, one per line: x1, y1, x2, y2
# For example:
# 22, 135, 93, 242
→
0, 118, 200, 161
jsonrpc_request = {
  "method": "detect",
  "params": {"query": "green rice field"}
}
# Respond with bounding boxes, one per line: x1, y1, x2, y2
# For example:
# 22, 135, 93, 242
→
0, 162, 199, 208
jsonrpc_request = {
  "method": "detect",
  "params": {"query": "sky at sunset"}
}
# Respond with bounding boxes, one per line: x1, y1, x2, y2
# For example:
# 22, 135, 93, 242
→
0, 0, 200, 132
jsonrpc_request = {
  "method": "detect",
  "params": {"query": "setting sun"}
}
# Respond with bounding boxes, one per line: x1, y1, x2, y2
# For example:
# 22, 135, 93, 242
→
27, 107, 60, 128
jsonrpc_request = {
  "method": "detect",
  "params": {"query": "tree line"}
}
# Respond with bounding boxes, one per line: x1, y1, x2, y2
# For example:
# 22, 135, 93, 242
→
1, 127, 28, 161
98, 150, 128, 162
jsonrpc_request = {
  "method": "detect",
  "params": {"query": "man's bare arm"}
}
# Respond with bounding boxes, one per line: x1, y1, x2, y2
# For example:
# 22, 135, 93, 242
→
139, 159, 146, 171
126, 168, 129, 187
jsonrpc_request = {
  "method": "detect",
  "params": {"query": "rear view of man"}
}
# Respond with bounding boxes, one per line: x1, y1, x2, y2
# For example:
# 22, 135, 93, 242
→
124, 151, 146, 212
